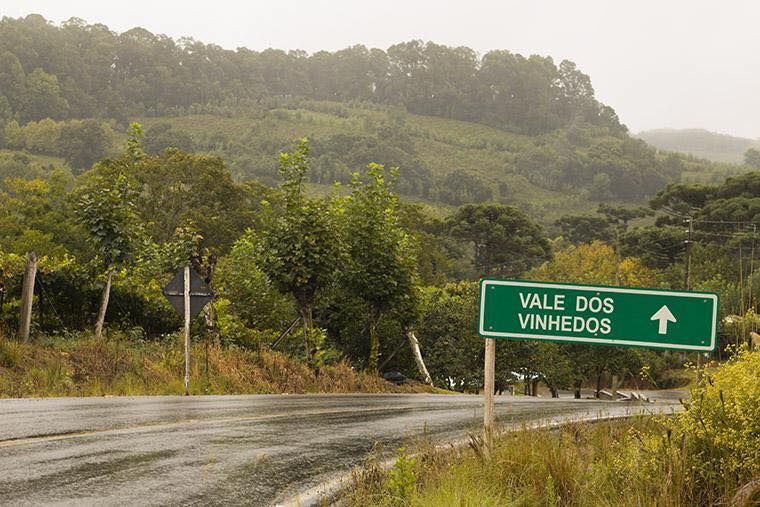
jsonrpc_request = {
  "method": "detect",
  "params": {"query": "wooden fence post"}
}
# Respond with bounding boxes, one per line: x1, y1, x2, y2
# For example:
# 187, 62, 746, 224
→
17, 252, 37, 342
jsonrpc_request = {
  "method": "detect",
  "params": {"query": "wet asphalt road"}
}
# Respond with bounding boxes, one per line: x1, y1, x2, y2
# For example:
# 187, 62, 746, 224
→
0, 393, 683, 506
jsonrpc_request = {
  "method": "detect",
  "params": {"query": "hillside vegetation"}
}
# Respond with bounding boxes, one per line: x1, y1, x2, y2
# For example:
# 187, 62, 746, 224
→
0, 15, 746, 218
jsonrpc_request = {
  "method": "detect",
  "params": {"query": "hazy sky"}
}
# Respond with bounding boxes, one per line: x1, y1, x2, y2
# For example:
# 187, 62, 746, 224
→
4, 1, 760, 138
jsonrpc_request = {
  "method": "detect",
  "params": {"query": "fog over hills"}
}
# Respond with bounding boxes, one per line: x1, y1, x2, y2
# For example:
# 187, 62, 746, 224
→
637, 128, 760, 164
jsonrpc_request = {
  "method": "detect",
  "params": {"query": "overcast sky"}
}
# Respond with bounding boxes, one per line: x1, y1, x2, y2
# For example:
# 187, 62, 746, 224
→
4, 1, 759, 138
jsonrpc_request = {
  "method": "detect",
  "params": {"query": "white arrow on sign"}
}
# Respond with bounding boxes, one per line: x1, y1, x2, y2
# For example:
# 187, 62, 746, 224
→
650, 305, 677, 334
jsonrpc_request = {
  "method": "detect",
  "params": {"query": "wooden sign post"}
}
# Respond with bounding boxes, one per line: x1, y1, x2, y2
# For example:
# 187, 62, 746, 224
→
483, 337, 495, 457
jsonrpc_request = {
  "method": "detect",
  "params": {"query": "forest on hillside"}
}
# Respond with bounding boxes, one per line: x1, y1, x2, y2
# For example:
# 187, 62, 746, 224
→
0, 14, 620, 134
0, 15, 744, 210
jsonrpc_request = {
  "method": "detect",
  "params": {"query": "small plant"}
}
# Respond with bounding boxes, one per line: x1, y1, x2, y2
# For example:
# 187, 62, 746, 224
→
383, 448, 417, 506
0, 340, 24, 368
545, 474, 559, 507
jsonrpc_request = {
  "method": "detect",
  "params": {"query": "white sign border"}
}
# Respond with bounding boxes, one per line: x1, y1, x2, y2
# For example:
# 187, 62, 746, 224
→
479, 279, 718, 352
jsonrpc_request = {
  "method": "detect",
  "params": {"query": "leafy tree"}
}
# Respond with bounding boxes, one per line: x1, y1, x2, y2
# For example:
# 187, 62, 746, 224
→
59, 120, 115, 171
399, 203, 465, 285
343, 163, 418, 371
744, 148, 760, 168
650, 183, 713, 222
438, 169, 493, 205
555, 214, 612, 244
143, 123, 195, 154
213, 229, 295, 346
19, 68, 69, 122
74, 171, 140, 339
621, 226, 685, 269
72, 124, 144, 339
448, 203, 551, 278
417, 282, 482, 390
258, 139, 343, 361
529, 241, 661, 287
597, 203, 652, 283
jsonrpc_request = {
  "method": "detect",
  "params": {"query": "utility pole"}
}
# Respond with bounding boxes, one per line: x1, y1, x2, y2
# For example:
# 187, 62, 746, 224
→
184, 264, 191, 396
17, 251, 37, 342
483, 337, 495, 458
751, 224, 756, 312
684, 218, 693, 291
684, 219, 700, 373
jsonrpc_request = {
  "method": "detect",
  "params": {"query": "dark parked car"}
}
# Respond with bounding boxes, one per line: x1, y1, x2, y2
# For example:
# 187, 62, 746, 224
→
382, 371, 407, 385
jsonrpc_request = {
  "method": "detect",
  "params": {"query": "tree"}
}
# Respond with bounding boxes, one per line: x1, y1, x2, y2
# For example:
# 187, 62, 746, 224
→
555, 214, 612, 244
74, 171, 140, 339
744, 148, 760, 168
59, 120, 115, 171
73, 124, 143, 339
417, 282, 482, 391
143, 123, 195, 155
258, 139, 343, 362
438, 169, 493, 205
343, 163, 418, 371
598, 204, 652, 284
19, 68, 69, 122
448, 203, 551, 278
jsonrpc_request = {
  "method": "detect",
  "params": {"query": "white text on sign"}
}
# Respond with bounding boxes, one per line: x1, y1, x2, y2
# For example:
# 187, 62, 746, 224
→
517, 292, 614, 335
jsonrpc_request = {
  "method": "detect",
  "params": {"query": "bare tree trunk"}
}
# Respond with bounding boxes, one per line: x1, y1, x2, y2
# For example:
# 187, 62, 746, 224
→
17, 252, 37, 342
202, 256, 219, 347
611, 374, 622, 398
94, 269, 112, 341
368, 310, 380, 372
595, 371, 603, 399
574, 379, 582, 399
406, 329, 433, 385
204, 303, 219, 348
300, 305, 314, 363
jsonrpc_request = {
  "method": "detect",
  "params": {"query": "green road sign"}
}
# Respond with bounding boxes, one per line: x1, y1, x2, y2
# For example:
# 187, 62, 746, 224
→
478, 279, 718, 351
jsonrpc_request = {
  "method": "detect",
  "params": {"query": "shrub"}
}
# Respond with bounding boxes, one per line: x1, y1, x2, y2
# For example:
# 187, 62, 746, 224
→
673, 348, 760, 499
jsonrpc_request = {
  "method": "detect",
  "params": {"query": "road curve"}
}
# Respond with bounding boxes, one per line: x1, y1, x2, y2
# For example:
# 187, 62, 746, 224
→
0, 393, 682, 505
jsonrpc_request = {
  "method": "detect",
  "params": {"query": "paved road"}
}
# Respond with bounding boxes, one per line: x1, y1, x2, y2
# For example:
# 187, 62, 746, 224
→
0, 393, 683, 506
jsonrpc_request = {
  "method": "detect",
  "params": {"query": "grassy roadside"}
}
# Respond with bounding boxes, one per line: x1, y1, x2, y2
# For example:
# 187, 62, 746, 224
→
0, 334, 437, 398
346, 418, 678, 506
345, 349, 760, 507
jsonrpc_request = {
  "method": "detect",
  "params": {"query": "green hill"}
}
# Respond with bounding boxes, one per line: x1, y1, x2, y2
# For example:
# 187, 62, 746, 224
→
637, 128, 760, 163
0, 15, 749, 222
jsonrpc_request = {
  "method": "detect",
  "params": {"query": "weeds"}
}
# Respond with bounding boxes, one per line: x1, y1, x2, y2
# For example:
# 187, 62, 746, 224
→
345, 351, 760, 507
0, 332, 434, 397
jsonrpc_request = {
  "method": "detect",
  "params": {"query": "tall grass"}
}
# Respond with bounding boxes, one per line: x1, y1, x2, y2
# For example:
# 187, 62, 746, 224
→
346, 349, 760, 507
0, 333, 432, 398
346, 419, 682, 507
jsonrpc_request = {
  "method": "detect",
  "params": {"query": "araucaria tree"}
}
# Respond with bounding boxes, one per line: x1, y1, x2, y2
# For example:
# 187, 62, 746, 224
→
259, 139, 343, 362
344, 164, 418, 371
